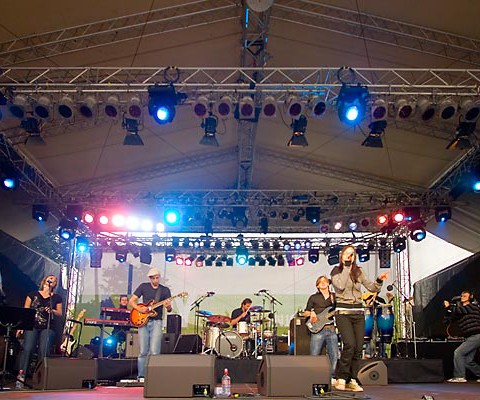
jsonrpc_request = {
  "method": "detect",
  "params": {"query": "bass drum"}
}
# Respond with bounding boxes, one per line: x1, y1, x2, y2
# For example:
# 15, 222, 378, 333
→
376, 304, 394, 343
215, 330, 243, 358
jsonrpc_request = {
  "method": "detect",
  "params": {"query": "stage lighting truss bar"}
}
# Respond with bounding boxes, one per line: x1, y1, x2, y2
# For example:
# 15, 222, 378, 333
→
0, 134, 65, 220
0, 1, 239, 66
1, 67, 480, 97
272, 0, 480, 66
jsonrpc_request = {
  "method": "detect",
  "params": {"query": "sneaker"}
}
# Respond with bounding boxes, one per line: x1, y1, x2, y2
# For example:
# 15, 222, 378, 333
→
331, 378, 337, 387
447, 377, 467, 383
477, 378, 480, 383
137, 377, 145, 383
346, 379, 364, 392
334, 378, 346, 391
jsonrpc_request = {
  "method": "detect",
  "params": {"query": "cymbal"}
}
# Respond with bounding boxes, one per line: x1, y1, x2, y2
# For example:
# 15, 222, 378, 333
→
250, 309, 271, 313
196, 310, 213, 317
207, 321, 230, 329
208, 314, 231, 324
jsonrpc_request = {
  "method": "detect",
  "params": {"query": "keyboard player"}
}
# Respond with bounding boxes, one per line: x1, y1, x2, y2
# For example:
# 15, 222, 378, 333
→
111, 295, 130, 350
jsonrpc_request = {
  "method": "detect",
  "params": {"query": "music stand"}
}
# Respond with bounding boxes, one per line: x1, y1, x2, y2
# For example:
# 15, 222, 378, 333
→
0, 307, 35, 390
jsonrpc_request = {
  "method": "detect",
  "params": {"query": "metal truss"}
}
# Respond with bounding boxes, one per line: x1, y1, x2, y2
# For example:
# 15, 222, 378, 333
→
1, 67, 480, 97
1, 0, 479, 68
0, 0, 239, 66
272, 0, 480, 67
0, 133, 65, 220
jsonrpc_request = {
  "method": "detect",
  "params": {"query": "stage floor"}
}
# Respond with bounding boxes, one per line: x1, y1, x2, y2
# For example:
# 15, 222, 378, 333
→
1, 382, 480, 399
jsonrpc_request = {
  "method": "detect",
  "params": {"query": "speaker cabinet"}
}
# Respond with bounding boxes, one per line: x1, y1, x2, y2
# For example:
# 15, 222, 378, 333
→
257, 355, 330, 397
125, 330, 139, 358
161, 333, 177, 354
33, 358, 97, 390
289, 317, 310, 355
358, 360, 388, 385
167, 314, 182, 336
144, 354, 215, 398
173, 334, 202, 354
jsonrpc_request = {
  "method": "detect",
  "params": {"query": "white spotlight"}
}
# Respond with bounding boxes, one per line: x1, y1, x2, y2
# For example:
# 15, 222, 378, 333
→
57, 95, 76, 119
395, 98, 415, 120
310, 97, 327, 119
371, 98, 388, 121
262, 95, 277, 118
127, 96, 143, 120
239, 96, 255, 119
417, 98, 435, 121
104, 95, 121, 119
437, 98, 457, 121
33, 96, 52, 120
8, 94, 29, 119
460, 98, 480, 122
286, 95, 304, 120
216, 95, 234, 118
193, 96, 209, 118
79, 96, 97, 119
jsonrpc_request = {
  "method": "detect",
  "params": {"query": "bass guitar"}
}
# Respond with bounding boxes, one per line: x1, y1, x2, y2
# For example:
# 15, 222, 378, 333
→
60, 308, 86, 356
305, 308, 336, 333
130, 292, 188, 328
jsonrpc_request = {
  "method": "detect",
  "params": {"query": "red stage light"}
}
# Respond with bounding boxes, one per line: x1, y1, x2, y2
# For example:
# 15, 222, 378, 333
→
393, 211, 405, 223
360, 218, 370, 227
112, 214, 126, 228
184, 257, 193, 266
296, 257, 305, 266
175, 256, 184, 266
83, 211, 95, 224
377, 214, 388, 225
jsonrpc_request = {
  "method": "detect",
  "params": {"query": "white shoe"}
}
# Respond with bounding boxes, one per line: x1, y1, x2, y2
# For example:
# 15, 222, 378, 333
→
334, 378, 346, 391
447, 377, 467, 383
137, 377, 145, 383
331, 378, 337, 387
346, 379, 364, 392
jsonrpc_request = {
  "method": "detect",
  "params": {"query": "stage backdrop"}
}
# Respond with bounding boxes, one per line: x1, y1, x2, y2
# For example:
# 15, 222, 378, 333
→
76, 250, 391, 342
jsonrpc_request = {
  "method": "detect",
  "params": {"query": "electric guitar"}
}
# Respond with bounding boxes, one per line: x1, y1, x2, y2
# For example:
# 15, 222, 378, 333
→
60, 309, 86, 356
130, 292, 188, 328
305, 308, 336, 333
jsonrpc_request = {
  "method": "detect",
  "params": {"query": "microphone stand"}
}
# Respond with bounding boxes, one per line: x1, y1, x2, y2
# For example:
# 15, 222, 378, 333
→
190, 295, 208, 336
262, 291, 282, 353
389, 282, 417, 359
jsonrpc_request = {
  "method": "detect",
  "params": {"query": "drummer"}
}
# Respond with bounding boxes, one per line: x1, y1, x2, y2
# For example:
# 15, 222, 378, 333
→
230, 298, 252, 328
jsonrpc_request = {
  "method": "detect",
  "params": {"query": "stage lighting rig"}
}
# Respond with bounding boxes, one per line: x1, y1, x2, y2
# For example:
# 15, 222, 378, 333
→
362, 120, 386, 148
200, 113, 219, 147
337, 84, 369, 125
32, 204, 49, 222
148, 84, 186, 125
122, 116, 144, 145
287, 115, 308, 147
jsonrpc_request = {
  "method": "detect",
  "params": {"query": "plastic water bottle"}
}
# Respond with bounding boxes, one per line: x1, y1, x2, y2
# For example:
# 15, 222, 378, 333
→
221, 368, 231, 396
16, 370, 24, 389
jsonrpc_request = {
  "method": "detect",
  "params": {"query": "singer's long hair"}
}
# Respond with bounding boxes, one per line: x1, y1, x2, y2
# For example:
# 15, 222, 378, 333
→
39, 275, 57, 291
338, 245, 361, 283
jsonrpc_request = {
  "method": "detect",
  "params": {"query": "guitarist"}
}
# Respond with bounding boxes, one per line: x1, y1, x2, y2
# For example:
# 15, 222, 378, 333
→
129, 268, 172, 383
303, 275, 338, 386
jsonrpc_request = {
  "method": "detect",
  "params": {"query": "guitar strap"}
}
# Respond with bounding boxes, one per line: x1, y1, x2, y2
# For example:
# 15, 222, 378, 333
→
154, 285, 162, 303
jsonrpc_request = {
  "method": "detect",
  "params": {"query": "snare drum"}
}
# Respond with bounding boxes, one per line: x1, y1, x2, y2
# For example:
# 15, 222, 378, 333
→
237, 321, 249, 336
364, 306, 374, 342
376, 304, 394, 343
215, 330, 243, 358
205, 326, 220, 349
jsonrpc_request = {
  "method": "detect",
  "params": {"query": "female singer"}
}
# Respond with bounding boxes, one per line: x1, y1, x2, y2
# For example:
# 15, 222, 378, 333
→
331, 245, 388, 392
16, 275, 62, 385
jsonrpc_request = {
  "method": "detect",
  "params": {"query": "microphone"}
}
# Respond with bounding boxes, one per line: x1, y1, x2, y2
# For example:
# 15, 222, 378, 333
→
46, 278, 53, 284
207, 291, 215, 297
258, 289, 267, 293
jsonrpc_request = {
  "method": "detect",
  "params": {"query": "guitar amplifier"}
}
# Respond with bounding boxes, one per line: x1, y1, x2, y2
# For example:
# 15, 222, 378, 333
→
289, 317, 310, 355
126, 330, 140, 358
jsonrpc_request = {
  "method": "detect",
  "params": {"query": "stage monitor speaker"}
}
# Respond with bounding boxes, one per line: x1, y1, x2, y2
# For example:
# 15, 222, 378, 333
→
289, 317, 310, 355
33, 357, 97, 390
161, 333, 177, 354
257, 355, 330, 397
144, 354, 215, 398
125, 330, 139, 358
173, 334, 202, 354
167, 314, 182, 335
75, 345, 94, 360
358, 360, 388, 386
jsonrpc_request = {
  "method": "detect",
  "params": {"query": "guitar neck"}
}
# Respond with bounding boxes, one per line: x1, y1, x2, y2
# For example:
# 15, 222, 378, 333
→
150, 295, 177, 311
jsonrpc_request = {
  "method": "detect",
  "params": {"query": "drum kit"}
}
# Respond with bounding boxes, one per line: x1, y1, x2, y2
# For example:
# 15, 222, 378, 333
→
196, 307, 273, 358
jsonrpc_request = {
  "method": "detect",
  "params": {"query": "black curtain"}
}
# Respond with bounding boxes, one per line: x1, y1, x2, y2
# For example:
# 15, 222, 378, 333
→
413, 251, 480, 338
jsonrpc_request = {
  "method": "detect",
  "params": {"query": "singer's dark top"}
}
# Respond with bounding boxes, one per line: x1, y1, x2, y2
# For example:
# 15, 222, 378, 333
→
231, 307, 250, 325
133, 283, 171, 320
446, 302, 480, 337
27, 291, 62, 330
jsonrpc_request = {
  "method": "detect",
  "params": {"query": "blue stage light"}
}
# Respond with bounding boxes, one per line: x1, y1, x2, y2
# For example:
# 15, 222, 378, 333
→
236, 246, 249, 266
164, 209, 180, 226
337, 84, 369, 125
473, 180, 480, 193
76, 236, 89, 252
156, 106, 170, 122
2, 177, 17, 190
148, 85, 182, 125
346, 105, 359, 121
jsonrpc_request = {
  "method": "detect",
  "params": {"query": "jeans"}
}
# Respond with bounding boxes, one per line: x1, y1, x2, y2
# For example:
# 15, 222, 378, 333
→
310, 325, 339, 377
335, 313, 365, 381
19, 328, 55, 374
137, 319, 163, 378
453, 333, 480, 378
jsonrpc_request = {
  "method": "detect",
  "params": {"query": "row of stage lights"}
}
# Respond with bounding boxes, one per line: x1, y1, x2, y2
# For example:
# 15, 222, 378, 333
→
2, 82, 479, 148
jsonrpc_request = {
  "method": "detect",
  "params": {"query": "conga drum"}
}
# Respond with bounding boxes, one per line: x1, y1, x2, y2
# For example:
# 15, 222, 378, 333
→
364, 306, 374, 342
376, 304, 394, 343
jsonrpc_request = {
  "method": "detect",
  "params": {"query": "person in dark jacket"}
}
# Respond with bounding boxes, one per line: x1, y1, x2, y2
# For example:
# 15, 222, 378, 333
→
444, 290, 480, 383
